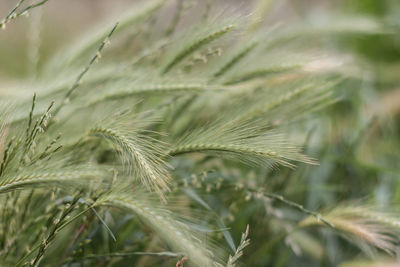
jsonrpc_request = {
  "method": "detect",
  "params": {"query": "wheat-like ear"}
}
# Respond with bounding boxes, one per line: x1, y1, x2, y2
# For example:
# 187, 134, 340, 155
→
299, 205, 400, 255
88, 82, 225, 107
223, 64, 300, 85
97, 191, 222, 267
228, 78, 339, 126
162, 23, 236, 74
169, 120, 316, 169
88, 112, 171, 199
0, 167, 105, 194
213, 41, 259, 78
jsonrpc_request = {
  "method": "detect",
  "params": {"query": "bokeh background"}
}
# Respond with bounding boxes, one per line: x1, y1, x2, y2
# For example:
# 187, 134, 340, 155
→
1, 0, 400, 266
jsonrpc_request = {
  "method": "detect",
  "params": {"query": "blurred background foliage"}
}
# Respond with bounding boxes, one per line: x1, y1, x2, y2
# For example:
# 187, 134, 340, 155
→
0, 0, 400, 266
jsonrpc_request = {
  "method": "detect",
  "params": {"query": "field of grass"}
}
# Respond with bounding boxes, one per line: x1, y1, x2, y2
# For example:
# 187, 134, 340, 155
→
0, 0, 399, 266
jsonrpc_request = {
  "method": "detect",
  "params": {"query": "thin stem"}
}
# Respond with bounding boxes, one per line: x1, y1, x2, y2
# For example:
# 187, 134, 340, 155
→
169, 143, 280, 159
0, 0, 25, 29
26, 93, 36, 141
52, 23, 119, 117
254, 190, 335, 228
29, 193, 81, 266
0, 137, 15, 177
0, 0, 49, 30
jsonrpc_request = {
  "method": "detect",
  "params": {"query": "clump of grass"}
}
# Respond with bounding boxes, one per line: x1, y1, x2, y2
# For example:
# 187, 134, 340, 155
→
98, 190, 222, 266
0, 0, 396, 266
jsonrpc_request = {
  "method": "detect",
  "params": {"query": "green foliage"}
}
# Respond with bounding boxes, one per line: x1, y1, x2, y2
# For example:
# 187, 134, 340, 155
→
0, 0, 399, 266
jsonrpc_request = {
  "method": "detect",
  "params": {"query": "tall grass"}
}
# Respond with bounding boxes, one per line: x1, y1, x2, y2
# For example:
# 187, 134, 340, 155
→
0, 0, 399, 266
